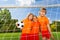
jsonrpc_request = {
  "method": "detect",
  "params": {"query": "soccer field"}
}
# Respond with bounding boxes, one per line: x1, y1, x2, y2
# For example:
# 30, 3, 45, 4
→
0, 32, 60, 40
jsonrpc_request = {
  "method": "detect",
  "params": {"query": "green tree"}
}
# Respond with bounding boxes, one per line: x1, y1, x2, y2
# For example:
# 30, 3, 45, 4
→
56, 21, 60, 32
50, 21, 60, 32
50, 21, 56, 32
0, 8, 18, 33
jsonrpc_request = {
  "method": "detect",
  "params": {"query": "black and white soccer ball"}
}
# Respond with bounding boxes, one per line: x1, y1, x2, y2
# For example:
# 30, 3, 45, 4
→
16, 21, 24, 29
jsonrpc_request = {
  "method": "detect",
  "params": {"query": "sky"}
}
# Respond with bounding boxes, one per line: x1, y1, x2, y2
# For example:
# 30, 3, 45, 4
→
0, 0, 60, 22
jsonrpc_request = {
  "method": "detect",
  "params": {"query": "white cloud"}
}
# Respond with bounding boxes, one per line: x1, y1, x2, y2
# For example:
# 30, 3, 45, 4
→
16, 0, 35, 6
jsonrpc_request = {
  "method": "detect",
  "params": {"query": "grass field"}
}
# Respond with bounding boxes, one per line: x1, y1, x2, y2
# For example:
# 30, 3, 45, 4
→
0, 32, 60, 40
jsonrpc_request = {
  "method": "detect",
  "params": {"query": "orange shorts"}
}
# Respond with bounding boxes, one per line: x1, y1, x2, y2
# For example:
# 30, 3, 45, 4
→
41, 31, 51, 39
20, 34, 39, 40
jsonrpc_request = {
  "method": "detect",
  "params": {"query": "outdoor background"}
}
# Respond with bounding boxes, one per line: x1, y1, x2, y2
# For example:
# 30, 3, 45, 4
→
0, 0, 60, 40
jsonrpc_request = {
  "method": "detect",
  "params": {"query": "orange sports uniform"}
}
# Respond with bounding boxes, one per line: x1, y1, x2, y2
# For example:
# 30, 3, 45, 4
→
38, 16, 51, 39
20, 19, 33, 40
31, 21, 40, 34
29, 21, 40, 40
22, 19, 33, 34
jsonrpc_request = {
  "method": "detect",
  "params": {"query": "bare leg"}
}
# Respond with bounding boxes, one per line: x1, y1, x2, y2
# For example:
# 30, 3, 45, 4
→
42, 37, 46, 40
47, 38, 50, 40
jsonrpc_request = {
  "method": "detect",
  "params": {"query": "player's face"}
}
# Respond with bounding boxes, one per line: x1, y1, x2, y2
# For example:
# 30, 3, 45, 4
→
28, 15, 33, 20
40, 10, 46, 16
33, 16, 37, 22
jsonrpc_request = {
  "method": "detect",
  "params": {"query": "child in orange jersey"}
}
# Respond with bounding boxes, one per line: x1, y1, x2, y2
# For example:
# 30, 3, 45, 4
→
38, 8, 54, 40
19, 13, 34, 40
30, 15, 40, 40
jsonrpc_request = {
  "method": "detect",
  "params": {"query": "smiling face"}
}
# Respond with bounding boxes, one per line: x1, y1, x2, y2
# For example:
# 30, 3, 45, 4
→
27, 13, 33, 21
39, 8, 46, 17
40, 10, 46, 16
28, 15, 33, 20
33, 16, 38, 22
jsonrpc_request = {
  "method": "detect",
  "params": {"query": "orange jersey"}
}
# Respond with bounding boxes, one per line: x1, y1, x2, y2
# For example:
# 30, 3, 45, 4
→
31, 21, 40, 34
38, 16, 49, 31
22, 19, 33, 34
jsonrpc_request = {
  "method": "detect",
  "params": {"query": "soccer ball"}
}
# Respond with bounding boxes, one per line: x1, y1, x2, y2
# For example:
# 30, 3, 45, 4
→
16, 21, 24, 29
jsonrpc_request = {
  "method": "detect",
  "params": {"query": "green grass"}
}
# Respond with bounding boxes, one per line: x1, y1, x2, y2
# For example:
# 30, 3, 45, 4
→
0, 32, 21, 40
0, 32, 60, 40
